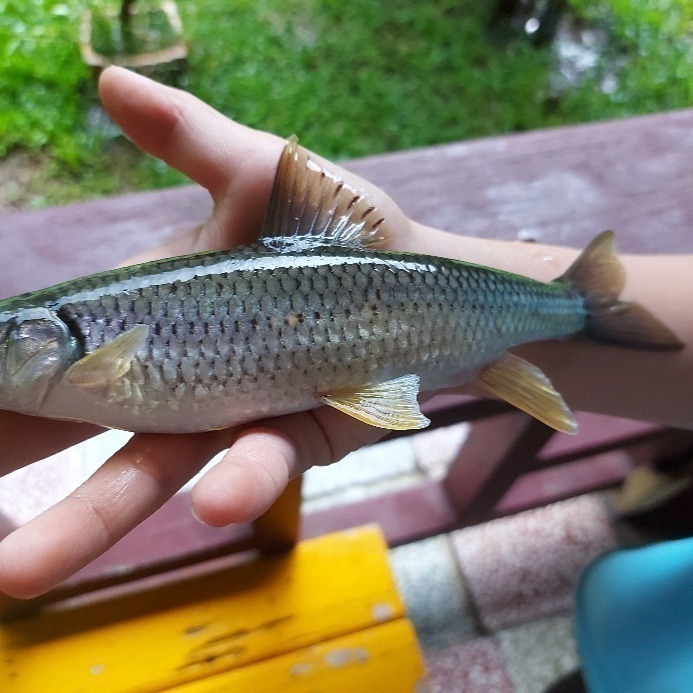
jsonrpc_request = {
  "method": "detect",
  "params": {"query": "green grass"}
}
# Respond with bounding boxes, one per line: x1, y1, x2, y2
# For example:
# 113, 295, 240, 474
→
1, 0, 691, 208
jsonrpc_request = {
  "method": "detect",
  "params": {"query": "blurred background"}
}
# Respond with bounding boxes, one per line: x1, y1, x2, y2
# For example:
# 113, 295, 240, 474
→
0, 0, 691, 211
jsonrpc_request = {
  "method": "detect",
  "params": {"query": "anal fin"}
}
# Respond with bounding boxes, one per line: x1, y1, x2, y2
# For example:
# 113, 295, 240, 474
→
475, 352, 577, 434
322, 374, 430, 431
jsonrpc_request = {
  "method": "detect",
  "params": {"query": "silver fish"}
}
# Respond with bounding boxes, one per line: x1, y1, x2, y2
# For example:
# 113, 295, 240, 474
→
0, 139, 683, 434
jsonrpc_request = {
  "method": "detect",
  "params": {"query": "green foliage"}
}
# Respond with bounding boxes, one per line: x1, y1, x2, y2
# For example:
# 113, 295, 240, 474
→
0, 1, 91, 158
182, 1, 554, 158
0, 0, 691, 207
561, 0, 693, 119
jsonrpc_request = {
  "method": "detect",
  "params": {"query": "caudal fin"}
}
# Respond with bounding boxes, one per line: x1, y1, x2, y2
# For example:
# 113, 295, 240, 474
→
557, 231, 684, 351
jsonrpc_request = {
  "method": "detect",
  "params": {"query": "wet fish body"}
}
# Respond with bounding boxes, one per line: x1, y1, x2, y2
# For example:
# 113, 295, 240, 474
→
0, 140, 682, 434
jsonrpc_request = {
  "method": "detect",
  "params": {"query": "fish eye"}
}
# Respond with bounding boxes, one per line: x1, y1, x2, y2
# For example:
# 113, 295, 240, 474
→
4, 312, 74, 377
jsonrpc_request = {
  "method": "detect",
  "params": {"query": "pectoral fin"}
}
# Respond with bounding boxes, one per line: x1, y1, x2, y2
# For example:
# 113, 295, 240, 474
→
67, 324, 149, 389
475, 353, 577, 434
322, 374, 430, 430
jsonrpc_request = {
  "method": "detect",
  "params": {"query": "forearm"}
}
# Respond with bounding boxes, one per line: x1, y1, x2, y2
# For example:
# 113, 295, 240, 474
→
408, 223, 693, 430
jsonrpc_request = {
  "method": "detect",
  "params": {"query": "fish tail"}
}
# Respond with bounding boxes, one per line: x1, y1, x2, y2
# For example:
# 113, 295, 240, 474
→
557, 231, 684, 351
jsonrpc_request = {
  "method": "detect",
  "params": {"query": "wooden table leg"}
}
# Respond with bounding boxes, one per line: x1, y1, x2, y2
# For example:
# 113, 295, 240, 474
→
253, 476, 303, 551
443, 413, 555, 526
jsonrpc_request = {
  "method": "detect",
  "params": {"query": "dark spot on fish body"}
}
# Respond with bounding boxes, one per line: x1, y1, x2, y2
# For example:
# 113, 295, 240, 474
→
263, 329, 281, 356
280, 274, 298, 294
383, 269, 397, 286
259, 293, 275, 315
115, 294, 134, 316
200, 333, 217, 356
192, 358, 213, 383
182, 297, 199, 322
397, 269, 413, 286
335, 286, 352, 307
174, 281, 190, 299
233, 276, 251, 301
342, 323, 358, 343
326, 273, 340, 292
308, 272, 326, 293
184, 334, 201, 358
291, 291, 308, 314
354, 269, 369, 291
240, 292, 260, 315
340, 273, 355, 291
265, 274, 281, 297
240, 351, 259, 379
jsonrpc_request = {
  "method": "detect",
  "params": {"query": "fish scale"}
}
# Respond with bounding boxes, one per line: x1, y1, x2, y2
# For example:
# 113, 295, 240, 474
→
9, 242, 585, 432
0, 138, 681, 434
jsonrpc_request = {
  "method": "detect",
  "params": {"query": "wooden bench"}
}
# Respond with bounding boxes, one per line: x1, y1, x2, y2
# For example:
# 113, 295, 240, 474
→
2, 108, 693, 612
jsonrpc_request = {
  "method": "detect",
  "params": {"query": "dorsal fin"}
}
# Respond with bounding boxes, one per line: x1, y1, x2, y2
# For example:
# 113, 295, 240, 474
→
260, 136, 392, 249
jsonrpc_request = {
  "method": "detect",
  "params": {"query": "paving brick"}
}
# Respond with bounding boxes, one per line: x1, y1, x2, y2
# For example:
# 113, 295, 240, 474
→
302, 437, 419, 501
497, 615, 579, 693
389, 535, 480, 650
412, 423, 470, 480
426, 637, 514, 693
451, 495, 616, 631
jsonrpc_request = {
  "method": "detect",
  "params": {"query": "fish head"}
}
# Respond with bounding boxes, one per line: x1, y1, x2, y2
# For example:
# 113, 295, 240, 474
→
0, 307, 77, 413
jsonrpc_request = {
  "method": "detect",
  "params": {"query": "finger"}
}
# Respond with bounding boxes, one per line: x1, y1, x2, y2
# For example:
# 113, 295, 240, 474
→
0, 430, 230, 599
98, 67, 283, 236
98, 67, 413, 250
191, 427, 299, 527
192, 409, 386, 527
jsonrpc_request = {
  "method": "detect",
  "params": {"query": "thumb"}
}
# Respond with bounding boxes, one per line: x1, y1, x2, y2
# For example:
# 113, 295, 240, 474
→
97, 67, 282, 207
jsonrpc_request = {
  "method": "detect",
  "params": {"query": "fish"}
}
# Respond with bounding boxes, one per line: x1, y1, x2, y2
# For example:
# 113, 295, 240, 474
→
0, 138, 684, 434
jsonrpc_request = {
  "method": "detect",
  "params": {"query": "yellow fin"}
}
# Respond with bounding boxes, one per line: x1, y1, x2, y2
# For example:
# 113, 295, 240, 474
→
475, 352, 577, 434
615, 466, 691, 515
558, 231, 684, 350
67, 324, 149, 389
557, 230, 624, 302
261, 136, 392, 249
322, 374, 430, 430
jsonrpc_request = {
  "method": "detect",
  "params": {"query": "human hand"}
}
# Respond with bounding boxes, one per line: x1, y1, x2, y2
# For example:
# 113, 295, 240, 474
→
0, 67, 426, 598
